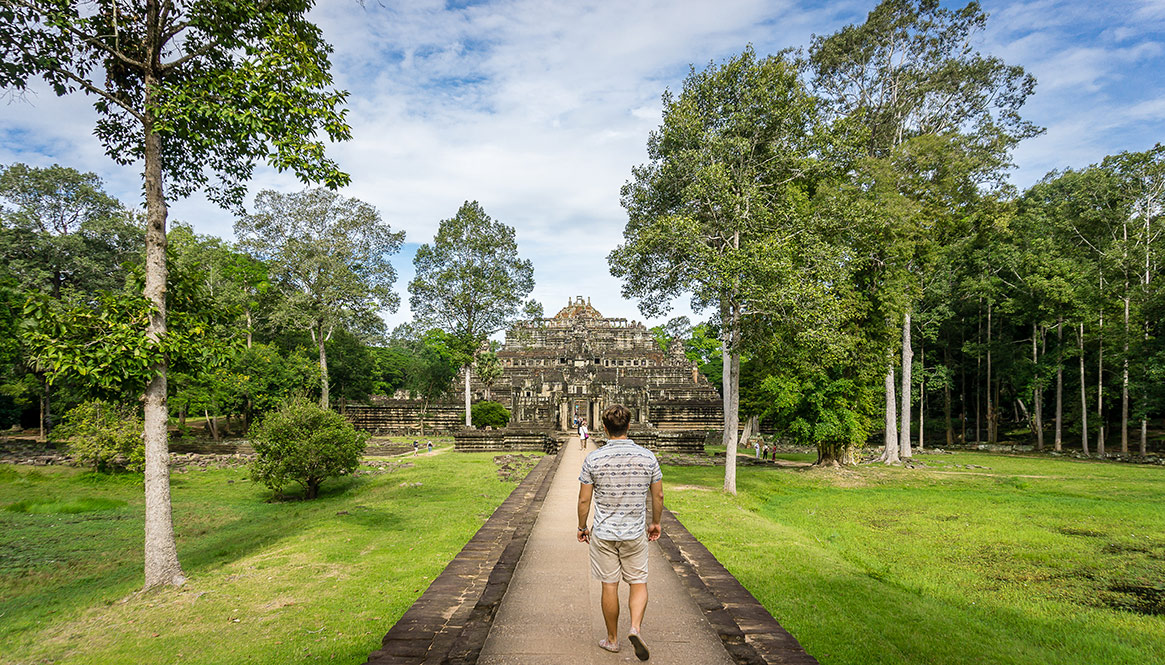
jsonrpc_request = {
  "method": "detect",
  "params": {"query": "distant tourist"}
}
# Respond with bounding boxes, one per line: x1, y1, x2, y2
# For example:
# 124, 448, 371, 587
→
413, 440, 419, 456
578, 420, 589, 449
426, 441, 433, 454
577, 404, 661, 661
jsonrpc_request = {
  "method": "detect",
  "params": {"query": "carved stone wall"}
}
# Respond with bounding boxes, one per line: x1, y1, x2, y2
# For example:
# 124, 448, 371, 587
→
345, 401, 462, 434
474, 296, 723, 433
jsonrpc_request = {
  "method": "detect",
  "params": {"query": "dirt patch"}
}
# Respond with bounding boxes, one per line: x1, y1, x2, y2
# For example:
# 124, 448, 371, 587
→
493, 454, 540, 482
669, 484, 714, 492
1058, 527, 1107, 538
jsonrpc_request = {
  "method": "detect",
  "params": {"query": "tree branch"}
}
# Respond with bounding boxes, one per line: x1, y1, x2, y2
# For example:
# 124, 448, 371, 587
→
9, 0, 146, 71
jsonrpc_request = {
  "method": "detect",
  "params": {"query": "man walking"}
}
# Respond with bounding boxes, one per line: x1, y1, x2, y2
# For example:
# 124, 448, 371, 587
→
576, 404, 663, 661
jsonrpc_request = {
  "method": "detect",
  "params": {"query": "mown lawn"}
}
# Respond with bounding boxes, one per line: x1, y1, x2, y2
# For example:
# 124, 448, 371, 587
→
665, 452, 1165, 665
0, 449, 536, 665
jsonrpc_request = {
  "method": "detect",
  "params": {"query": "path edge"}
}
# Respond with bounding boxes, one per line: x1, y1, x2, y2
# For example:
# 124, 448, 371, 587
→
657, 509, 820, 665
365, 449, 563, 665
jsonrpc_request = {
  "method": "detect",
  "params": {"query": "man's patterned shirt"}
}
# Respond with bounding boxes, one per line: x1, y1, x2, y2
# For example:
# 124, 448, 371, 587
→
578, 438, 663, 541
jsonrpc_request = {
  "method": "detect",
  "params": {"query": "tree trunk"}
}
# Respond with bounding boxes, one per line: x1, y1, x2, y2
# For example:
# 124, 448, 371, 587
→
1079, 323, 1089, 455
721, 325, 740, 494
464, 365, 472, 428
204, 410, 219, 442
899, 310, 913, 458
944, 344, 953, 446
38, 391, 45, 441
245, 309, 253, 349
141, 50, 185, 589
1098, 307, 1106, 457
1032, 322, 1043, 450
975, 300, 982, 443
1055, 319, 1063, 452
317, 325, 329, 410
1122, 291, 1130, 455
882, 362, 899, 464
918, 340, 925, 451
741, 414, 756, 457
987, 300, 995, 444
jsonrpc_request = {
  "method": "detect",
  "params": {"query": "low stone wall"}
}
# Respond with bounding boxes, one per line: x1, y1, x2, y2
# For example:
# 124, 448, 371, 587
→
345, 401, 463, 434
593, 427, 706, 454
454, 428, 559, 454
650, 401, 723, 431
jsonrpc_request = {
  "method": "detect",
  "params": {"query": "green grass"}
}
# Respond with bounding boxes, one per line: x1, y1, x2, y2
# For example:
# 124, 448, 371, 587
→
0, 451, 537, 665
664, 452, 1165, 665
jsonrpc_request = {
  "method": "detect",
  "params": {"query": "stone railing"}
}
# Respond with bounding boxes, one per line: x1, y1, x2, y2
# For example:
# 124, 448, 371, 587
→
454, 427, 560, 454
594, 426, 707, 454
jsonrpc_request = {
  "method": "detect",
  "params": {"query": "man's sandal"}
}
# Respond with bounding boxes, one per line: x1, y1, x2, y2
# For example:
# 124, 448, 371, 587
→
628, 631, 650, 661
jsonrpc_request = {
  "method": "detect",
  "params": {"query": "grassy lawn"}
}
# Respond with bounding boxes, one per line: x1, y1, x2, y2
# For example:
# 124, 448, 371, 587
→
664, 452, 1165, 665
0, 450, 537, 665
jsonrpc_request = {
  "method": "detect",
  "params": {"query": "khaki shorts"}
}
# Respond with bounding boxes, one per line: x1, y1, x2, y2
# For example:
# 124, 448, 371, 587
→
589, 533, 649, 584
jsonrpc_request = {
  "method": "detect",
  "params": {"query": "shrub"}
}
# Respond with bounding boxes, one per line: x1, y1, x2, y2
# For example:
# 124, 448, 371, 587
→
50, 400, 144, 472
471, 400, 511, 429
249, 398, 367, 499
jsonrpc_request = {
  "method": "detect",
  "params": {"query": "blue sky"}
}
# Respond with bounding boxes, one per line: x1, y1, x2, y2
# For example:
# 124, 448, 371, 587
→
2, 0, 1163, 331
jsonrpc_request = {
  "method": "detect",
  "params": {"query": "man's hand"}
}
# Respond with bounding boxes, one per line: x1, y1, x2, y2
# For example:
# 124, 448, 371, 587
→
647, 522, 661, 542
577, 527, 590, 543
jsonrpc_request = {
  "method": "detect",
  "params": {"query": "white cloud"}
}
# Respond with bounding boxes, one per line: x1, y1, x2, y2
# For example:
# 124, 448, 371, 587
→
3, 1, 1164, 333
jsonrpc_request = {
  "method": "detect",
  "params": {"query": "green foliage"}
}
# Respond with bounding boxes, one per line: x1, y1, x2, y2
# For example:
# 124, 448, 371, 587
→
249, 398, 368, 499
0, 4, 352, 209
471, 400, 511, 429
0, 163, 139, 297
474, 351, 503, 391
409, 200, 535, 362
50, 400, 144, 472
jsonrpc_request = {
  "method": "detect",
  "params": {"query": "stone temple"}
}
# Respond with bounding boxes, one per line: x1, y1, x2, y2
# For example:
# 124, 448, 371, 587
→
473, 296, 723, 431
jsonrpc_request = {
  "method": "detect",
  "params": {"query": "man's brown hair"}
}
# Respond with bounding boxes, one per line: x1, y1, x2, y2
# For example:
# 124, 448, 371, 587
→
601, 404, 632, 437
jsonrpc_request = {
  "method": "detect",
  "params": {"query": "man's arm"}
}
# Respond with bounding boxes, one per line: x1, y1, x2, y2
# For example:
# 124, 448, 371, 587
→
577, 482, 593, 542
647, 480, 663, 541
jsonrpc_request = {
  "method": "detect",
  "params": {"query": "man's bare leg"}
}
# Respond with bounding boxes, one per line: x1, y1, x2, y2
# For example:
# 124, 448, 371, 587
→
628, 583, 648, 632
601, 582, 620, 643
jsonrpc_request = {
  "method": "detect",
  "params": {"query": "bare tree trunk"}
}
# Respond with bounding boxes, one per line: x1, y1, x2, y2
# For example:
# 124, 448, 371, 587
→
464, 365, 472, 428
317, 326, 330, 410
245, 309, 253, 349
882, 361, 899, 464
1032, 322, 1043, 450
1079, 323, 1089, 456
918, 340, 925, 451
987, 300, 995, 444
722, 322, 740, 494
900, 311, 913, 458
741, 414, 756, 457
975, 300, 982, 443
944, 344, 953, 446
141, 42, 185, 589
204, 410, 219, 442
1098, 305, 1106, 457
38, 389, 45, 441
1122, 291, 1130, 455
1055, 319, 1063, 452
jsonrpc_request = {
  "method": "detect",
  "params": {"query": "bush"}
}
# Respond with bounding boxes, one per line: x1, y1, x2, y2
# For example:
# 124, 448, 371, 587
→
471, 401, 511, 429
249, 398, 367, 499
50, 400, 144, 472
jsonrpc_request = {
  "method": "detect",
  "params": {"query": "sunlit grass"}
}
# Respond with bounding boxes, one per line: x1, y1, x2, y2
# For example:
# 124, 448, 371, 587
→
0, 451, 536, 664
665, 452, 1165, 665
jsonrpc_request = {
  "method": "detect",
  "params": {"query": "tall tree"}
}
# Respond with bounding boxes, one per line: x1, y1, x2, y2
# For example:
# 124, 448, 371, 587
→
236, 188, 402, 410
810, 0, 1039, 460
610, 47, 820, 490
408, 200, 534, 427
1, 0, 351, 589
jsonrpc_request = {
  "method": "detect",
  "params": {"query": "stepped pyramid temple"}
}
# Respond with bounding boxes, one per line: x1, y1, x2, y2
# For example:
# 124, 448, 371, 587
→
346, 297, 723, 442
474, 296, 723, 431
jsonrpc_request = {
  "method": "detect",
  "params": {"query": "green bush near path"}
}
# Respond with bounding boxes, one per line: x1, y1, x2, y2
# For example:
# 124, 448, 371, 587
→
664, 452, 1165, 665
0, 451, 539, 664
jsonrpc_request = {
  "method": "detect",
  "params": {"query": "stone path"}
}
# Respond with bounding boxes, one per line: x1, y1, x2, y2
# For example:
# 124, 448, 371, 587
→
476, 437, 735, 664
366, 437, 817, 665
